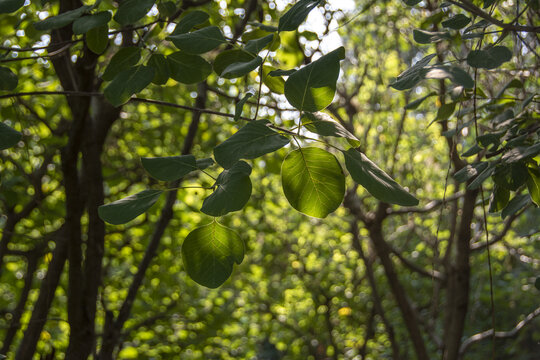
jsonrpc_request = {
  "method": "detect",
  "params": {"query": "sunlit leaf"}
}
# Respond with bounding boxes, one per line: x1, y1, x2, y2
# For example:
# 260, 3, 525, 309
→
141, 155, 198, 181
102, 47, 141, 81
73, 11, 111, 34
114, 0, 155, 25
284, 46, 345, 112
98, 189, 163, 225
278, 0, 321, 32
167, 52, 211, 84
201, 161, 252, 216
282, 147, 345, 218
167, 26, 225, 54
214, 120, 290, 168
182, 222, 244, 288
343, 149, 419, 206
104, 66, 155, 107
0, 122, 22, 150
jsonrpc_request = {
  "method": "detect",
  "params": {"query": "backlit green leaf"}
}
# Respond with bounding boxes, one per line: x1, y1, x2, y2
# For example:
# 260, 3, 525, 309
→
86, 25, 109, 54
0, 122, 22, 150
98, 189, 163, 225
104, 66, 155, 107
114, 0, 155, 25
168, 26, 225, 54
182, 222, 244, 288
141, 155, 198, 181
167, 52, 211, 84
34, 5, 90, 30
467, 46, 512, 69
278, 0, 321, 32
282, 147, 345, 218
0, 0, 25, 14
0, 66, 18, 90
201, 161, 252, 217
102, 47, 141, 81
214, 120, 290, 168
343, 149, 418, 206
73, 11, 111, 34
527, 167, 540, 206
284, 46, 345, 112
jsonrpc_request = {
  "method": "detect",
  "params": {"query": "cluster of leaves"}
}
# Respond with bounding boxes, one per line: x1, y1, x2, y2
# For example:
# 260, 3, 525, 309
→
393, 0, 539, 219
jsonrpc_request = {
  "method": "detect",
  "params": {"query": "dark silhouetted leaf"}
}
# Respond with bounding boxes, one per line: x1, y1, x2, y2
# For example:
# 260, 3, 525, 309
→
278, 0, 321, 32
467, 46, 512, 69
413, 29, 451, 44
234, 92, 253, 121
442, 14, 471, 29
141, 155, 198, 181
86, 25, 109, 54
168, 26, 225, 54
245, 34, 275, 54
114, 0, 155, 25
501, 194, 530, 219
221, 56, 262, 79
0, 0, 25, 14
390, 54, 436, 90
167, 52, 211, 84
172, 10, 209, 34
147, 53, 170, 85
213, 50, 255, 76
34, 5, 90, 30
104, 66, 155, 107
73, 11, 111, 34
0, 66, 18, 90
0, 122, 22, 150
489, 185, 510, 213
98, 189, 163, 225
102, 47, 141, 81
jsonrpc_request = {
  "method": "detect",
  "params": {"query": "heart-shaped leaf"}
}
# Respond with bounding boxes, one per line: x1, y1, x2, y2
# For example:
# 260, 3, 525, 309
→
98, 189, 163, 225
168, 26, 225, 54
34, 5, 91, 30
0, 122, 22, 150
201, 161, 252, 217
343, 149, 418, 206
214, 120, 290, 168
182, 222, 244, 288
282, 147, 345, 218
467, 46, 512, 69
104, 66, 155, 107
141, 155, 198, 181
113, 0, 155, 25
73, 11, 111, 34
284, 46, 345, 112
0, 66, 18, 90
167, 52, 211, 84
278, 0, 321, 32
102, 47, 141, 81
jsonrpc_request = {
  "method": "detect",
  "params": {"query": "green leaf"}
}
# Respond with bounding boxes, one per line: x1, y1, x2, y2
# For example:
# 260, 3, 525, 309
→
221, 56, 262, 79
405, 92, 436, 110
196, 158, 214, 170
488, 185, 510, 213
390, 54, 436, 90
403, 0, 422, 5
467, 162, 495, 190
214, 120, 290, 169
157, 1, 176, 18
454, 162, 489, 183
527, 167, 540, 206
0, 122, 22, 150
442, 14, 471, 29
102, 47, 141, 81
467, 46, 512, 69
535, 277, 540, 291
343, 149, 418, 206
181, 222, 244, 288
86, 25, 109, 54
502, 143, 540, 163
34, 5, 91, 30
501, 194, 530, 219
73, 11, 111, 34
425, 66, 474, 88
0, 0, 25, 14
284, 46, 345, 112
167, 26, 225, 54
278, 0, 321, 32
262, 66, 285, 94
114, 0, 155, 25
98, 189, 163, 225
172, 10, 209, 35
141, 155, 198, 181
0, 66, 18, 91
435, 102, 456, 121
167, 52, 211, 84
104, 66, 155, 107
147, 54, 170, 85
213, 50, 255, 76
200, 161, 252, 217
282, 147, 345, 218
234, 93, 253, 121
269, 69, 296, 76
413, 29, 451, 44
245, 34, 275, 54
302, 112, 359, 143
462, 144, 482, 157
